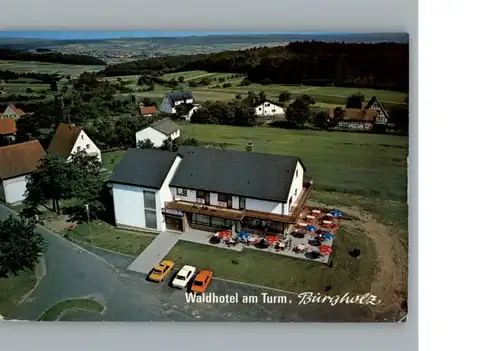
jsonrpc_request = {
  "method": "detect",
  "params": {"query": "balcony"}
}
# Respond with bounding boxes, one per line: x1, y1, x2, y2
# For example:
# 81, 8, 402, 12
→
164, 181, 313, 224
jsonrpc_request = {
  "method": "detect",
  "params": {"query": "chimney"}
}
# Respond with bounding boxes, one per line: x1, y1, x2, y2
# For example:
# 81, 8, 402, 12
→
246, 142, 253, 152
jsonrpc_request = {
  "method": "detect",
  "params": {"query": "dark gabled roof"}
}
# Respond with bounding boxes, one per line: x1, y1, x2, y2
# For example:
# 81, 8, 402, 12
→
0, 140, 46, 180
47, 123, 83, 157
166, 91, 194, 105
109, 148, 179, 189
170, 146, 305, 203
149, 118, 181, 136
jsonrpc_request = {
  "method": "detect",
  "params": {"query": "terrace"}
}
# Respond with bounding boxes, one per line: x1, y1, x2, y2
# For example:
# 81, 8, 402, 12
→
178, 205, 341, 264
164, 181, 313, 224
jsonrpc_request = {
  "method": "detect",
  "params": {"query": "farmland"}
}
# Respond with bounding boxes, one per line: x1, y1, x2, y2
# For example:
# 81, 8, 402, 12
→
109, 69, 408, 108
0, 60, 104, 76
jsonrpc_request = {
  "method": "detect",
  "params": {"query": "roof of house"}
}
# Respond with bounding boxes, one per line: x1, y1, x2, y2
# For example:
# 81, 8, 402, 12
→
364, 96, 392, 120
47, 123, 83, 157
166, 91, 194, 104
0, 140, 46, 180
3, 104, 25, 117
140, 105, 158, 115
109, 148, 179, 189
341, 108, 378, 122
149, 118, 181, 136
170, 146, 305, 203
255, 100, 285, 108
0, 118, 16, 135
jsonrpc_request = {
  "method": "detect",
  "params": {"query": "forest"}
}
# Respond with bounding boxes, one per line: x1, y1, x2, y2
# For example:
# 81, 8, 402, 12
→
100, 41, 409, 92
0, 49, 107, 65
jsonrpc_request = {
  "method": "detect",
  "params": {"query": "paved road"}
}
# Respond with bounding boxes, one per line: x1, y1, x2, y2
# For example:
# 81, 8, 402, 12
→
0, 205, 373, 322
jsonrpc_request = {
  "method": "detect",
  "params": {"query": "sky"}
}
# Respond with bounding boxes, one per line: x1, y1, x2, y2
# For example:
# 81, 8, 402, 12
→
0, 31, 335, 40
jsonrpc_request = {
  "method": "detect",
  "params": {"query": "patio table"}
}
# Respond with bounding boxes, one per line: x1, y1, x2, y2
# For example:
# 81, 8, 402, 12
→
298, 222, 308, 227
312, 209, 321, 214
306, 215, 315, 220
323, 220, 332, 224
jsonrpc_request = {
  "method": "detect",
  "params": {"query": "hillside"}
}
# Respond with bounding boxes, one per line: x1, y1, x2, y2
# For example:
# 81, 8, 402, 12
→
101, 41, 409, 92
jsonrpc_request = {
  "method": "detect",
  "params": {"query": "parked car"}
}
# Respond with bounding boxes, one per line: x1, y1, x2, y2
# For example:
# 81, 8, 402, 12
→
191, 270, 213, 294
147, 260, 175, 282
172, 265, 196, 289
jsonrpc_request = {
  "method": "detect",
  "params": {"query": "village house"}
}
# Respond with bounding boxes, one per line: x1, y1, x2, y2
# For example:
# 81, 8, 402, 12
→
159, 91, 195, 114
135, 118, 181, 147
108, 144, 312, 234
254, 100, 285, 117
0, 117, 17, 144
1, 104, 26, 120
332, 96, 393, 131
0, 140, 46, 204
47, 123, 102, 162
138, 102, 158, 117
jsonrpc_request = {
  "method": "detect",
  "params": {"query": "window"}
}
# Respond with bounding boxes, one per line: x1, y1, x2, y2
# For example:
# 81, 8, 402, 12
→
258, 107, 262, 111
239, 197, 246, 210
217, 193, 228, 202
265, 103, 270, 107
143, 190, 156, 209
176, 188, 187, 196
192, 213, 210, 225
272, 109, 276, 113
211, 217, 226, 227
196, 190, 207, 199
81, 135, 84, 139
77, 146, 81, 151
294, 188, 297, 196
86, 144, 90, 149
296, 169, 298, 177
144, 209, 157, 229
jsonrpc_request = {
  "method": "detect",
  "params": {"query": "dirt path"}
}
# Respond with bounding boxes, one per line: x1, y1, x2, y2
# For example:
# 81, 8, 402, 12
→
336, 206, 408, 314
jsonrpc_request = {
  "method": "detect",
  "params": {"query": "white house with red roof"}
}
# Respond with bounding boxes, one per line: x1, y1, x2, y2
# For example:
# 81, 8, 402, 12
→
1, 104, 26, 120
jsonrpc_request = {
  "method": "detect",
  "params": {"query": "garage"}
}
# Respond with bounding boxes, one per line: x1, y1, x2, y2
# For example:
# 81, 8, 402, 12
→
163, 209, 185, 232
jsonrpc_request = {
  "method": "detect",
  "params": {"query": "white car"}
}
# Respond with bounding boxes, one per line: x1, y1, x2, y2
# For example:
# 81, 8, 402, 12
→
171, 265, 196, 289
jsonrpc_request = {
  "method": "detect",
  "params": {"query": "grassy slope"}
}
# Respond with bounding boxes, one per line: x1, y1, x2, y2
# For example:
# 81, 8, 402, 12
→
0, 60, 104, 76
0, 270, 37, 317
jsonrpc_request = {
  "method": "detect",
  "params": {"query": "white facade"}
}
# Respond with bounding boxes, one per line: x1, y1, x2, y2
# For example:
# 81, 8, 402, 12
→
254, 101, 285, 117
159, 96, 194, 114
185, 105, 200, 122
0, 175, 28, 204
70, 130, 102, 162
135, 127, 181, 148
111, 156, 183, 232
286, 161, 305, 212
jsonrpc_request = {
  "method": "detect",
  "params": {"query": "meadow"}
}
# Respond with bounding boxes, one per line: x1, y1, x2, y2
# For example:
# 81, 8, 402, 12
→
180, 123, 408, 200
0, 60, 104, 76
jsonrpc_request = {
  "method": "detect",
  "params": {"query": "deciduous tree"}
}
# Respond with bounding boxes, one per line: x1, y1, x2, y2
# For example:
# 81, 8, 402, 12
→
0, 215, 46, 278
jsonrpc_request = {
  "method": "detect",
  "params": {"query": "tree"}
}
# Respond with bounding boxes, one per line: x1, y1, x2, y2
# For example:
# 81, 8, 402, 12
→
285, 97, 313, 128
62, 150, 107, 222
160, 137, 180, 152
278, 91, 291, 104
137, 138, 155, 149
235, 94, 242, 100
50, 81, 58, 92
177, 76, 185, 83
0, 215, 46, 278
390, 104, 409, 135
258, 91, 267, 103
346, 92, 365, 108
312, 110, 331, 130
24, 154, 73, 215
180, 137, 200, 147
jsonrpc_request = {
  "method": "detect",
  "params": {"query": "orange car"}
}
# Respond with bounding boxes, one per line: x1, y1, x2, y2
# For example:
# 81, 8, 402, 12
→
191, 270, 213, 293
147, 260, 175, 282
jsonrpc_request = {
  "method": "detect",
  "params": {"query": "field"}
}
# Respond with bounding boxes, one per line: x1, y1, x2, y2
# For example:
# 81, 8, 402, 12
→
106, 69, 408, 107
180, 123, 408, 200
0, 60, 104, 76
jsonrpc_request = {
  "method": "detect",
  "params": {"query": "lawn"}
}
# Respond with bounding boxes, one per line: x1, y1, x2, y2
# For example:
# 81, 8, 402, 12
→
166, 225, 375, 295
181, 124, 409, 200
0, 60, 104, 76
37, 298, 105, 321
101, 150, 126, 171
62, 220, 155, 256
0, 270, 37, 317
